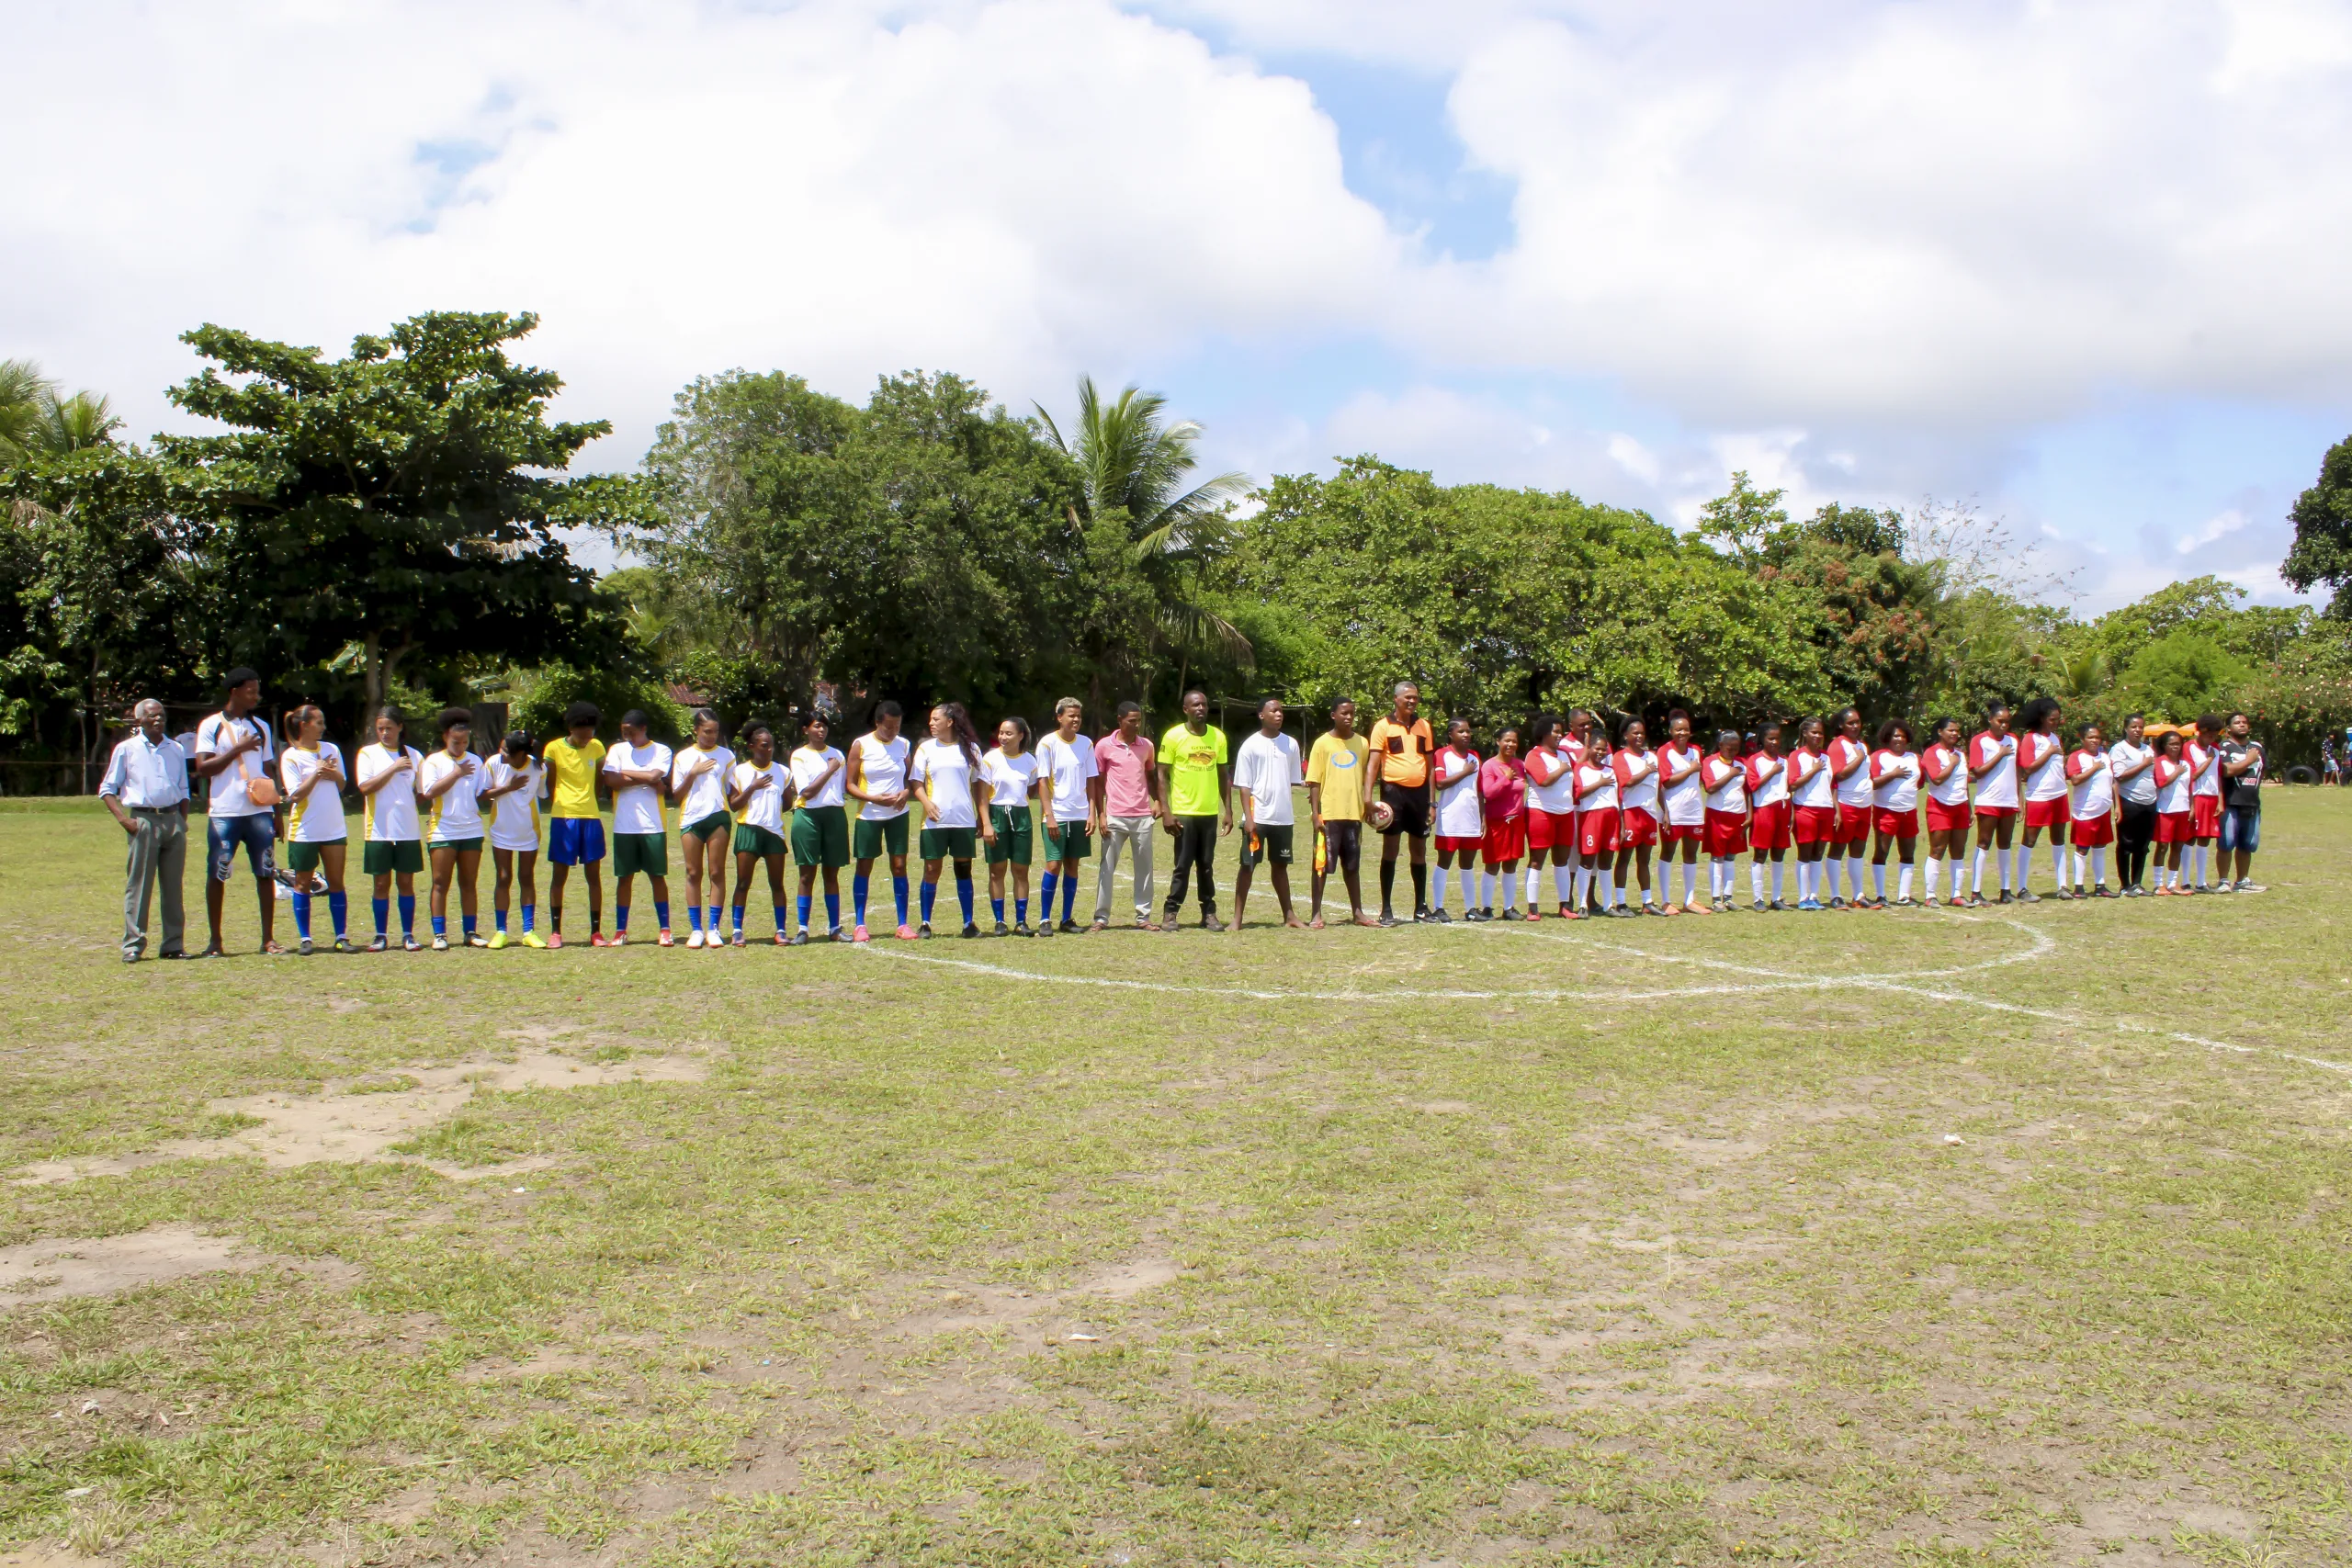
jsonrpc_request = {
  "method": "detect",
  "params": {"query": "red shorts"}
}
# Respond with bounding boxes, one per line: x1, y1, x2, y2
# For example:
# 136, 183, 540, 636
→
1434, 834, 1479, 855
1617, 807, 1659, 848
1578, 807, 1623, 858
1527, 807, 1574, 852
1480, 818, 1526, 865
1660, 819, 1703, 844
2023, 796, 2068, 829
1872, 807, 1917, 839
2156, 809, 2193, 845
2070, 813, 2113, 848
1834, 801, 1873, 843
1793, 804, 1838, 845
2190, 795, 2221, 838
1703, 808, 1749, 857
1748, 801, 1792, 851
1924, 797, 1971, 832
1973, 803, 2018, 821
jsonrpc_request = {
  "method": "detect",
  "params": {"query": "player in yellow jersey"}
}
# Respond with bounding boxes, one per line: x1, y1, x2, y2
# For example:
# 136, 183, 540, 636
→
542, 702, 607, 948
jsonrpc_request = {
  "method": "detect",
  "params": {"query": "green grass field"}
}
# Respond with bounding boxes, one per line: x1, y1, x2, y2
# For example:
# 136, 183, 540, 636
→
4, 792, 2351, 1567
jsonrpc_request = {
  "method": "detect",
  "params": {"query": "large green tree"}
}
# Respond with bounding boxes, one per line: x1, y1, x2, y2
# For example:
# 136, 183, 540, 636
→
159, 310, 628, 713
2284, 434, 2352, 618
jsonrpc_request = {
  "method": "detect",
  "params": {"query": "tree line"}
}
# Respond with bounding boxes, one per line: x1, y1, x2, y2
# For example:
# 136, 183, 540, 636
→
5, 311, 2351, 788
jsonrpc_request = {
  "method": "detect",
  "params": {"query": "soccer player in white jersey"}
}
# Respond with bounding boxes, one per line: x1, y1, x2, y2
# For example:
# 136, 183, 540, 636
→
1919, 716, 1971, 906
1035, 698, 1099, 934
1744, 723, 1792, 911
979, 717, 1042, 936
2185, 716, 2224, 891
1429, 717, 1481, 922
417, 708, 488, 950
1611, 718, 1660, 914
910, 703, 989, 938
846, 701, 914, 941
601, 710, 674, 946
277, 704, 352, 953
727, 723, 796, 942
670, 709, 734, 948
1826, 706, 1874, 909
355, 707, 426, 951
479, 729, 546, 948
1965, 700, 2020, 907
1231, 697, 1306, 929
1866, 719, 1921, 908
789, 713, 851, 943
1521, 716, 1577, 919
1699, 730, 1749, 912
1570, 733, 1623, 919
2064, 722, 2117, 897
2015, 697, 2069, 901
1655, 712, 1706, 914
1787, 717, 1835, 911
2151, 730, 2193, 893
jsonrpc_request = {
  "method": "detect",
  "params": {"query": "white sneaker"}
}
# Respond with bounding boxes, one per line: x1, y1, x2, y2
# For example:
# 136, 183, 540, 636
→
686, 929, 705, 949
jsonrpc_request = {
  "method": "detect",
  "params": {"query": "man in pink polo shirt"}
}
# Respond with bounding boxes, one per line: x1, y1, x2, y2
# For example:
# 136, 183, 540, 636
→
1091, 701, 1162, 931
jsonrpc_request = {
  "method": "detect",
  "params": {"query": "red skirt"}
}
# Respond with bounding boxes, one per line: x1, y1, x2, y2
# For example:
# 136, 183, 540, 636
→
2070, 812, 2114, 847
1793, 804, 1838, 845
2024, 796, 2068, 829
1924, 796, 1971, 832
2190, 795, 2221, 838
1703, 808, 1750, 857
1749, 801, 1792, 851
1578, 807, 1623, 858
1480, 817, 1527, 865
2155, 809, 2193, 844
1834, 801, 1873, 843
1617, 807, 1659, 847
1527, 807, 1574, 852
1872, 807, 1917, 839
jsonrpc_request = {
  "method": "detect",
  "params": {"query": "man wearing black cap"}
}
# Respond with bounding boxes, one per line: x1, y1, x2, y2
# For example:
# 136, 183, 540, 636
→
190, 667, 284, 956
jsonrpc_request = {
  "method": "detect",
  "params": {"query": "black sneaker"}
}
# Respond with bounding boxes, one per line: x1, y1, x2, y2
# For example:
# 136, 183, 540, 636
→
788, 931, 809, 946
1012, 920, 1032, 938
1057, 919, 1081, 934
1770, 899, 1787, 912
918, 921, 933, 939
960, 923, 981, 939
1412, 906, 1431, 923
1377, 911, 1398, 928
991, 919, 1009, 937
1431, 908, 1453, 924
1035, 921, 1053, 939
2018, 889, 2041, 903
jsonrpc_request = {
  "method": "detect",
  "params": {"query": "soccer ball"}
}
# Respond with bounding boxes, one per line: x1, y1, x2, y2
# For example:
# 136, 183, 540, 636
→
1370, 800, 1396, 832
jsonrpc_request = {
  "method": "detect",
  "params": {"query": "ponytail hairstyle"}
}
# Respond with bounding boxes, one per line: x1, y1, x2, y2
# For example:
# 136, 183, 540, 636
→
936, 701, 983, 768
1981, 697, 2011, 726
742, 721, 775, 759
284, 703, 321, 743
375, 705, 405, 735
437, 706, 473, 741
690, 706, 721, 740
996, 714, 1032, 751
2018, 695, 2060, 736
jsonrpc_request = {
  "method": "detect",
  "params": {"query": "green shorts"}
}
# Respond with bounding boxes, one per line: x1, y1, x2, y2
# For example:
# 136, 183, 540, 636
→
920, 824, 978, 863
362, 839, 424, 876
987, 806, 1034, 865
682, 810, 730, 841
790, 804, 851, 869
613, 830, 668, 878
733, 822, 787, 858
429, 836, 484, 855
287, 840, 340, 874
1040, 819, 1091, 861
853, 812, 910, 861
1243, 823, 1295, 866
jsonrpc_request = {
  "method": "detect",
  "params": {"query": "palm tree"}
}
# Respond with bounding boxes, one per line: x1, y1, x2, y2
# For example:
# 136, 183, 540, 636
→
0, 357, 46, 465
0, 359, 121, 463
1035, 378, 1256, 695
2054, 646, 2113, 702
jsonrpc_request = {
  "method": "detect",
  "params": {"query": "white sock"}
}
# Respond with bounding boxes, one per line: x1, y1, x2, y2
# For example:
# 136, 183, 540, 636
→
2008, 843, 2026, 891
1597, 871, 1616, 908
2050, 841, 2065, 887
1771, 861, 1786, 901
1973, 847, 1988, 891
1897, 863, 1913, 901
1751, 862, 1766, 902
2192, 845, 2208, 886
1554, 864, 1574, 906
1477, 870, 1492, 909
2089, 846, 2106, 887
1525, 866, 1541, 906
1430, 866, 1448, 912
1951, 859, 1965, 899
1871, 861, 1886, 899
1925, 855, 1940, 896
1848, 857, 1865, 900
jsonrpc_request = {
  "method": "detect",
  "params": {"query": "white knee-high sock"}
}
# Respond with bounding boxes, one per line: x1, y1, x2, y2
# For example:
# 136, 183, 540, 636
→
1925, 855, 1940, 896
1430, 866, 1448, 912
2192, 845, 2209, 886
2089, 846, 2106, 887
1751, 861, 1766, 902
1771, 861, 1786, 901
2050, 841, 2066, 886
1871, 861, 1886, 898
1597, 870, 1616, 908
1847, 858, 1864, 899
1972, 847, 1989, 891
1554, 863, 1574, 905
1897, 862, 1913, 901
1525, 865, 1541, 906
1951, 858, 1965, 899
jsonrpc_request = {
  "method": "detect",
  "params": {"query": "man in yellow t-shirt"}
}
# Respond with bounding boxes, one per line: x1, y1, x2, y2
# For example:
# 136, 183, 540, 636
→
1306, 697, 1372, 927
1156, 689, 1231, 931
1366, 681, 1436, 925
541, 701, 607, 948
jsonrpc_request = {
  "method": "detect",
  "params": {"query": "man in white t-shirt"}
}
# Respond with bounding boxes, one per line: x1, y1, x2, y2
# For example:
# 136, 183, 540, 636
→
191, 667, 285, 955
1230, 697, 1305, 929
601, 710, 675, 946
1034, 697, 1100, 935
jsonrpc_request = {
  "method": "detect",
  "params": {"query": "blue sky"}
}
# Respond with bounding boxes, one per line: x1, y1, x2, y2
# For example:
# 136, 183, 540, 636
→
6, 0, 2350, 611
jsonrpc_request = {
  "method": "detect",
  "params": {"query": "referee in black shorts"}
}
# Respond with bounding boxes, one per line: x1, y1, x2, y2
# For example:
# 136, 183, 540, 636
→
1370, 681, 1436, 926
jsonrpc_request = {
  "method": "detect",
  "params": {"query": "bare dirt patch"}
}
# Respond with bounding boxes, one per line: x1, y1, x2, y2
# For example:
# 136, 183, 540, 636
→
0, 1224, 315, 1306
11, 1048, 709, 1185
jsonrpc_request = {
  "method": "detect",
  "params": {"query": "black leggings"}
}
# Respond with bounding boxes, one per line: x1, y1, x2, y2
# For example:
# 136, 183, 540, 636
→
2116, 801, 2155, 886
1164, 814, 1219, 917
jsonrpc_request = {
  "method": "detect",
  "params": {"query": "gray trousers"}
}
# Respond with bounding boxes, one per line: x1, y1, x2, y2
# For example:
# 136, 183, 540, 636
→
121, 807, 187, 960
1094, 815, 1156, 923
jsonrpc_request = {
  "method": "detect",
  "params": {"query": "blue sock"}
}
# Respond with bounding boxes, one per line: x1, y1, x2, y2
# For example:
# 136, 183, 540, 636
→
372, 897, 389, 937
292, 893, 311, 940
432, 914, 447, 938
461, 915, 476, 939
732, 904, 744, 934
707, 904, 719, 934
653, 900, 669, 932
398, 894, 415, 935
1039, 873, 1057, 922
1016, 897, 1028, 925
893, 874, 910, 925
1062, 873, 1078, 922
495, 908, 508, 933
686, 905, 703, 933
616, 903, 630, 934
921, 880, 937, 923
992, 897, 1005, 924
956, 874, 975, 925
797, 895, 811, 932
520, 904, 534, 933
773, 903, 788, 936
853, 874, 870, 925
824, 892, 840, 931
329, 891, 348, 937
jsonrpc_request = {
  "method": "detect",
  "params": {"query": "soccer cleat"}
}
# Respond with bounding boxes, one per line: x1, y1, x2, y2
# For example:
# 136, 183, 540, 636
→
730, 931, 746, 947
299, 936, 314, 956
1754, 898, 1770, 913
960, 923, 981, 939
546, 931, 564, 949
368, 935, 389, 953
1413, 906, 1431, 923
991, 919, 1010, 937
403, 935, 424, 953
657, 930, 674, 947
1827, 896, 1845, 910
334, 936, 357, 953
2237, 879, 2263, 893
522, 931, 547, 948
609, 931, 629, 946
1770, 899, 1789, 912
468, 932, 489, 948
897, 923, 918, 941
919, 922, 933, 939
1035, 920, 1053, 939
489, 931, 509, 950
1012, 920, 1032, 938
2018, 889, 2041, 903
1430, 908, 1452, 924
2212, 882, 2234, 895
854, 924, 871, 943
1057, 919, 1082, 934
686, 930, 704, 949
788, 931, 809, 946
1523, 908, 1541, 921
589, 932, 609, 947
432, 934, 450, 952
1688, 901, 1714, 915
1797, 898, 1821, 912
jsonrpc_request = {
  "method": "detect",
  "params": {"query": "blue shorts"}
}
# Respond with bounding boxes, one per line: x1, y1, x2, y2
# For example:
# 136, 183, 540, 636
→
548, 817, 606, 866
2220, 804, 2260, 854
207, 813, 277, 883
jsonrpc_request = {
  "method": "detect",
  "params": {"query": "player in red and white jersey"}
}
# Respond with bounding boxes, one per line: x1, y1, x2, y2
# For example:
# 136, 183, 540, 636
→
1572, 734, 1623, 918
2151, 730, 2193, 892
2014, 697, 2069, 901
1826, 706, 1874, 909
1430, 718, 1482, 922
1611, 718, 1661, 914
1656, 711, 1706, 914
1521, 716, 1577, 919
1919, 716, 1971, 906
1700, 730, 1750, 913
2064, 721, 2116, 897
1965, 700, 2020, 907
1788, 716, 1836, 910
1561, 710, 1595, 909
1476, 728, 1527, 919
2185, 716, 2223, 891
1867, 719, 1921, 908
1744, 721, 1792, 910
